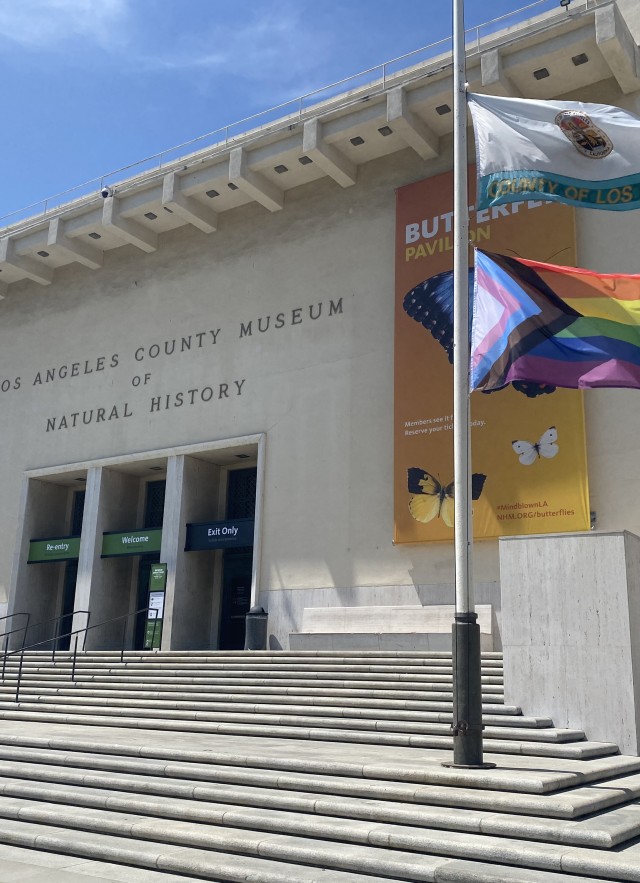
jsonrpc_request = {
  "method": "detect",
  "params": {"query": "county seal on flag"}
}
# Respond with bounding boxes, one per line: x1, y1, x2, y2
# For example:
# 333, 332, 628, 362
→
467, 93, 640, 211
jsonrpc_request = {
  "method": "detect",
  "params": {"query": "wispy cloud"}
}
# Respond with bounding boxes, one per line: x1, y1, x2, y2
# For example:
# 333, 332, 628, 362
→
0, 0, 129, 49
140, 3, 340, 98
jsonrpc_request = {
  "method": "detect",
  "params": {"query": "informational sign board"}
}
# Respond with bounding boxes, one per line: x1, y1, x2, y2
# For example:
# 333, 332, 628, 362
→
28, 536, 81, 564
145, 563, 166, 649
394, 167, 590, 543
185, 518, 254, 551
101, 528, 162, 557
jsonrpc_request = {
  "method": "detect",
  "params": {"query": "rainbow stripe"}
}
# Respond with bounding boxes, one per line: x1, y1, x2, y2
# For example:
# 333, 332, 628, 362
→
471, 250, 640, 391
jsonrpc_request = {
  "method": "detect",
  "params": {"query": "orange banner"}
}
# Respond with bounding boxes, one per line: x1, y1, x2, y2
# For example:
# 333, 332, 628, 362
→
394, 169, 590, 543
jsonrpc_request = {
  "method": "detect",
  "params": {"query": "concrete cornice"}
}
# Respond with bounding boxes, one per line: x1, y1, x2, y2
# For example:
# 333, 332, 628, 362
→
0, 1, 637, 295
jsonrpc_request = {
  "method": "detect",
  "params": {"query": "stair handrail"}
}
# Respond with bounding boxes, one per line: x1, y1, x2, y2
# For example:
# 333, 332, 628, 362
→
0, 612, 31, 680
7, 604, 156, 701
0, 612, 30, 633
1, 609, 91, 669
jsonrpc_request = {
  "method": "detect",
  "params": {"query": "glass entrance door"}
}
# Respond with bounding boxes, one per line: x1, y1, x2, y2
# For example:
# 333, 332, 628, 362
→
57, 561, 77, 651
219, 468, 256, 650
135, 554, 160, 650
219, 551, 253, 650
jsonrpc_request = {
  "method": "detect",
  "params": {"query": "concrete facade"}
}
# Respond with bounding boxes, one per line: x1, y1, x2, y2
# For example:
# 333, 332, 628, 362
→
1, 2, 640, 657
501, 531, 640, 756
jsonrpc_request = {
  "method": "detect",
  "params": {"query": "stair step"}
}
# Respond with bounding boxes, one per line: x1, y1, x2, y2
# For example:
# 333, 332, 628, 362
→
1, 794, 640, 881
3, 764, 640, 850
0, 839, 614, 883
0, 678, 505, 701
2, 746, 640, 822
0, 744, 640, 820
0, 705, 610, 758
0, 647, 634, 881
9, 649, 506, 661
0, 729, 633, 792
0, 672, 505, 691
0, 817, 416, 883
6, 654, 502, 679
0, 687, 542, 723
0, 697, 571, 740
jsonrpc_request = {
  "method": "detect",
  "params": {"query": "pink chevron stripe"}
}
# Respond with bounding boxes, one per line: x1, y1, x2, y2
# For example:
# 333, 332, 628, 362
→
472, 263, 536, 360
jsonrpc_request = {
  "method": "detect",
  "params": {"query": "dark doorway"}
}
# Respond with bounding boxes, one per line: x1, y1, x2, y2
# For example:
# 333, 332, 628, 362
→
58, 561, 77, 651
134, 480, 165, 650
219, 552, 253, 650
219, 468, 256, 650
57, 490, 85, 650
135, 554, 160, 649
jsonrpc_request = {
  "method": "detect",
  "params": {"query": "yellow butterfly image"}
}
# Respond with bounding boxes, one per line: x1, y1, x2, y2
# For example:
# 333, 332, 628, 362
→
407, 468, 487, 528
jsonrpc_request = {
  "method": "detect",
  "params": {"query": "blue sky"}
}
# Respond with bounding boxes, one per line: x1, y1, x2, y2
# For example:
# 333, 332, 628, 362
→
1, 0, 562, 223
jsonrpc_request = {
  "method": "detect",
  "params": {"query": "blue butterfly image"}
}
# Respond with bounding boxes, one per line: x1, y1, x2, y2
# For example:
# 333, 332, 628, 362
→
402, 267, 556, 398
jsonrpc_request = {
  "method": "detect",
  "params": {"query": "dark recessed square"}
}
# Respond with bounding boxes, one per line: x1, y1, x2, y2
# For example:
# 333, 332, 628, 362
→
37, 250, 49, 258
74, 476, 86, 482
350, 136, 365, 146
228, 182, 239, 191
436, 104, 451, 115
163, 206, 174, 213
378, 126, 393, 137
88, 232, 101, 240
205, 189, 219, 198
274, 164, 288, 174
144, 212, 157, 220
235, 453, 250, 459
533, 67, 550, 80
149, 465, 164, 471
572, 53, 588, 66
298, 155, 313, 165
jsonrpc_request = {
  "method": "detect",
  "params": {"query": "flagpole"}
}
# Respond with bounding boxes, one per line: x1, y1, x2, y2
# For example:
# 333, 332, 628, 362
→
444, 0, 493, 769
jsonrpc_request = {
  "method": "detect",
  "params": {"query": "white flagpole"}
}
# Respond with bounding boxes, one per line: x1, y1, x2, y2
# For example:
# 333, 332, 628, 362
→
445, 0, 493, 769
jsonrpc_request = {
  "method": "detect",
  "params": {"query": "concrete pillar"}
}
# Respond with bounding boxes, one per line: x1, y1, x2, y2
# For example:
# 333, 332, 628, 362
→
161, 455, 222, 650
82, 467, 140, 650
7, 478, 69, 649
500, 531, 640, 756
72, 466, 101, 638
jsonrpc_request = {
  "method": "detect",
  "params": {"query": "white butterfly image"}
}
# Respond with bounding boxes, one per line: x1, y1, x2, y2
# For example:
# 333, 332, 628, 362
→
512, 426, 559, 466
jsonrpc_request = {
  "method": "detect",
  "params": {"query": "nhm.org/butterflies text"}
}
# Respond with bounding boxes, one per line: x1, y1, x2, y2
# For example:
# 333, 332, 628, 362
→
496, 500, 575, 521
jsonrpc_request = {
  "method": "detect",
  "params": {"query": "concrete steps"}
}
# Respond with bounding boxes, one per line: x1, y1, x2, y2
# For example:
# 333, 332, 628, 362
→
0, 650, 637, 881
0, 650, 614, 758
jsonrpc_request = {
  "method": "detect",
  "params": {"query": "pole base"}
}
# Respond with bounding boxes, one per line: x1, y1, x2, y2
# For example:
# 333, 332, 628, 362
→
441, 761, 497, 769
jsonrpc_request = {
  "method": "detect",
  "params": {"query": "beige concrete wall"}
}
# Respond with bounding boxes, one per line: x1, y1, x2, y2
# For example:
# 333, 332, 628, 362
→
1, 67, 640, 642
501, 531, 640, 755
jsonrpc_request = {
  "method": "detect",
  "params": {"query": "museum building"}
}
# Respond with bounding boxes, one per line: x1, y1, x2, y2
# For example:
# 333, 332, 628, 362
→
1, 0, 640, 657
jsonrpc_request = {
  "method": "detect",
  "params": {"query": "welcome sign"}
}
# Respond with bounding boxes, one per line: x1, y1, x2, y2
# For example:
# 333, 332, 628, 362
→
101, 529, 162, 557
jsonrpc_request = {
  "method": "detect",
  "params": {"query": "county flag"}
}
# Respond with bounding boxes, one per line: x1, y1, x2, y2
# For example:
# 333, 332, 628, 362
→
468, 93, 640, 211
471, 249, 640, 392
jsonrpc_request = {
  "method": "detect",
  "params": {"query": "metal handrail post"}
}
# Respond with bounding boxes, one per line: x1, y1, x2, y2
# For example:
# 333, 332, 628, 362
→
81, 610, 91, 651
15, 649, 25, 702
52, 619, 58, 664
1, 613, 30, 680
121, 618, 127, 664
71, 637, 78, 682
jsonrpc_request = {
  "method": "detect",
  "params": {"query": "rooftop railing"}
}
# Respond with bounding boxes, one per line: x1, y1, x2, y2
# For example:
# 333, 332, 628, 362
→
0, 0, 602, 231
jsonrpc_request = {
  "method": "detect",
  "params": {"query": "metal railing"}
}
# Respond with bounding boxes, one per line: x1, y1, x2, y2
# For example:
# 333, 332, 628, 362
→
0, 613, 30, 679
0, 609, 90, 679
2, 605, 159, 702
0, 0, 603, 232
